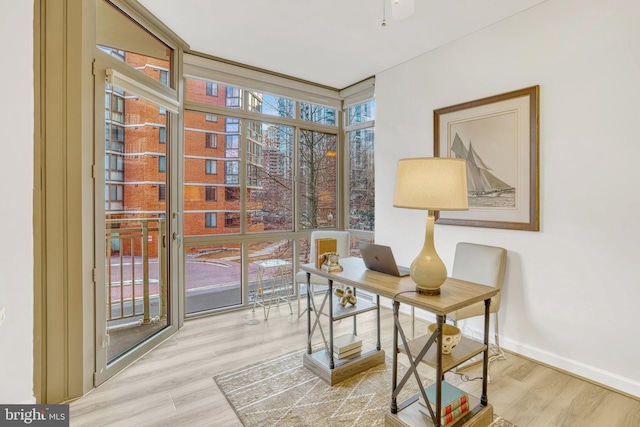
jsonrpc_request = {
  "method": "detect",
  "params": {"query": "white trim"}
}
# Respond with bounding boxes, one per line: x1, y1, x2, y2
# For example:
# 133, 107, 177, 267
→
184, 155, 226, 161
106, 68, 179, 113
184, 53, 342, 109
341, 77, 375, 107
503, 336, 640, 398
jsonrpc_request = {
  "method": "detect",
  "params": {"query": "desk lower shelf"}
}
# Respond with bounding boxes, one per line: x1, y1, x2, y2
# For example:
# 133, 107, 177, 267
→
303, 347, 385, 386
398, 334, 487, 373
385, 400, 493, 427
321, 297, 378, 320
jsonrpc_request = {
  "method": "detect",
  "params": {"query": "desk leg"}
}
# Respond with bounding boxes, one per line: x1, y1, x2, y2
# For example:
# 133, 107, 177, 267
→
390, 300, 399, 414
306, 272, 312, 354
376, 294, 381, 351
482, 298, 491, 406
352, 288, 357, 337
328, 279, 334, 369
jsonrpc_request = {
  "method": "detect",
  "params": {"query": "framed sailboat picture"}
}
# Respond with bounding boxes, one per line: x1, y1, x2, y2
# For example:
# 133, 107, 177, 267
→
434, 86, 539, 231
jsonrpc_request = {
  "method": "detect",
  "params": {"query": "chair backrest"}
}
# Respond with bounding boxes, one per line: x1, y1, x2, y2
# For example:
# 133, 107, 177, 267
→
451, 242, 507, 313
309, 231, 351, 263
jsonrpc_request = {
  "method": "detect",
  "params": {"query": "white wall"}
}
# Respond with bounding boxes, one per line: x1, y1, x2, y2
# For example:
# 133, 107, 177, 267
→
375, 0, 640, 397
0, 1, 35, 403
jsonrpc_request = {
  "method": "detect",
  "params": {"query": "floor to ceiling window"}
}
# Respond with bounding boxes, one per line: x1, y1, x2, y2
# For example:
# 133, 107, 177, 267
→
180, 56, 368, 316
346, 98, 375, 233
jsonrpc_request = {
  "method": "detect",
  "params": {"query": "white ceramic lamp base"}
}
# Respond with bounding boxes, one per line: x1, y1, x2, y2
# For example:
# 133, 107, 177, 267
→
410, 214, 447, 295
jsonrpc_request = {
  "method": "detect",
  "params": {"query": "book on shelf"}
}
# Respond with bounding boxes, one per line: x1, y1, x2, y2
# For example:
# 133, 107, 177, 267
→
332, 334, 362, 354
314, 238, 337, 268
334, 346, 361, 360
417, 381, 469, 415
418, 402, 469, 426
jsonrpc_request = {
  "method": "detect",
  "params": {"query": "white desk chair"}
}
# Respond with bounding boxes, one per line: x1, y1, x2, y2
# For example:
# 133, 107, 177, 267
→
448, 242, 507, 350
446, 242, 507, 381
295, 231, 350, 317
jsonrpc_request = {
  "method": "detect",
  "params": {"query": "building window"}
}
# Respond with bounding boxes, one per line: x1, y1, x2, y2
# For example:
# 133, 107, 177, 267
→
159, 107, 166, 115
225, 187, 240, 201
225, 135, 239, 157
107, 124, 125, 153
109, 93, 125, 123
205, 212, 217, 228
225, 118, 240, 133
205, 133, 217, 148
205, 186, 217, 201
158, 184, 166, 201
106, 153, 124, 181
205, 114, 217, 122
159, 70, 169, 86
159, 155, 166, 172
107, 184, 123, 202
206, 82, 218, 96
224, 212, 240, 227
346, 99, 375, 232
226, 86, 241, 108
225, 161, 239, 185
347, 100, 375, 125
300, 102, 336, 126
205, 159, 217, 174
159, 127, 166, 144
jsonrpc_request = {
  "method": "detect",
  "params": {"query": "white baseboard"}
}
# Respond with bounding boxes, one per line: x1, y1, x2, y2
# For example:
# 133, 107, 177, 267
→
501, 335, 640, 399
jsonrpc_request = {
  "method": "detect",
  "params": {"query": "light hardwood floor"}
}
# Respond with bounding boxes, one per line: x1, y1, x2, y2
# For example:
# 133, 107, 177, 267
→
69, 304, 640, 427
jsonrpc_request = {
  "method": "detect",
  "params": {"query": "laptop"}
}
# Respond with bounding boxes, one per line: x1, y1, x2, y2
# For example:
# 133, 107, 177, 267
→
358, 242, 410, 277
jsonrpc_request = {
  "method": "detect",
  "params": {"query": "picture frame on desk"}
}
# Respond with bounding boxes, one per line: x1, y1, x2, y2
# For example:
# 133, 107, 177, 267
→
315, 237, 337, 268
434, 85, 540, 231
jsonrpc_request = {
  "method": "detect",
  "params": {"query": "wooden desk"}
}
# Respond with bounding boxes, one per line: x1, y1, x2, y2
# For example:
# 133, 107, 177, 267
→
301, 257, 498, 426
301, 259, 385, 385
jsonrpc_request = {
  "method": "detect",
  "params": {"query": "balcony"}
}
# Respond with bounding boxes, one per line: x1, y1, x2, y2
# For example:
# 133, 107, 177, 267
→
106, 218, 167, 361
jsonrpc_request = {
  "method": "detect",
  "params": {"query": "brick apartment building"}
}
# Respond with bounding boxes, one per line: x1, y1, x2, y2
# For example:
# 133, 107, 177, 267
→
106, 50, 266, 257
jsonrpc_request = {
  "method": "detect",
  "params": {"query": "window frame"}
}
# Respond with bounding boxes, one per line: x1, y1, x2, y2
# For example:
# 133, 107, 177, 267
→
181, 56, 374, 317
205, 159, 217, 175
205, 212, 217, 227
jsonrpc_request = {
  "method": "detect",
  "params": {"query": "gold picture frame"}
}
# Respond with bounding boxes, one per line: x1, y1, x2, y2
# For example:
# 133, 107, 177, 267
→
434, 86, 540, 231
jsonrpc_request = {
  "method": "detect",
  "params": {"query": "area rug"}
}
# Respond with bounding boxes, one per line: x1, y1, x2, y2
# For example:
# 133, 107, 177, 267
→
215, 350, 516, 427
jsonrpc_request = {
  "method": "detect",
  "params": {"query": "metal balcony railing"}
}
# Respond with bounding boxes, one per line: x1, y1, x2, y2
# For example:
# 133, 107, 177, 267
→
106, 218, 167, 330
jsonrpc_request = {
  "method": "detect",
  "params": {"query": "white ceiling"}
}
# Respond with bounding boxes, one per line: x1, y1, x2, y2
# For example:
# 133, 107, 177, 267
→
138, 0, 547, 89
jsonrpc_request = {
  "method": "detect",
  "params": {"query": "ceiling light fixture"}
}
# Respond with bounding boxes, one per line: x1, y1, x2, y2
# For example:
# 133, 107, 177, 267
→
382, 0, 415, 27
392, 0, 415, 20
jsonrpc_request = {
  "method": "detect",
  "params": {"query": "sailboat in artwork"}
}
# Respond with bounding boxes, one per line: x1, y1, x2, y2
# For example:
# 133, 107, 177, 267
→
451, 133, 513, 197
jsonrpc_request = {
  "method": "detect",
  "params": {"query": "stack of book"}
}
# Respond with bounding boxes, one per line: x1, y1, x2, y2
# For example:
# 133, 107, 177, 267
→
333, 333, 362, 360
417, 381, 470, 426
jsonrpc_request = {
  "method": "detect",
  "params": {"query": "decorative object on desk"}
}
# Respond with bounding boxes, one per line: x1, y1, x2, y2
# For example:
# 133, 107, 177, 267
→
434, 85, 540, 231
319, 251, 343, 273
215, 350, 515, 427
393, 157, 468, 295
417, 381, 469, 425
314, 238, 337, 268
335, 286, 357, 307
428, 323, 462, 354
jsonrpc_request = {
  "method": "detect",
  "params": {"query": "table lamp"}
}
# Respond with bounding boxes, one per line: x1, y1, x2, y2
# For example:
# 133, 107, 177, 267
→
393, 158, 468, 295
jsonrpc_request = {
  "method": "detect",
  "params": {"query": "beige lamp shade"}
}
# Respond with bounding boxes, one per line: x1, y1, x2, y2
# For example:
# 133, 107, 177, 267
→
393, 158, 468, 211
393, 157, 468, 295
